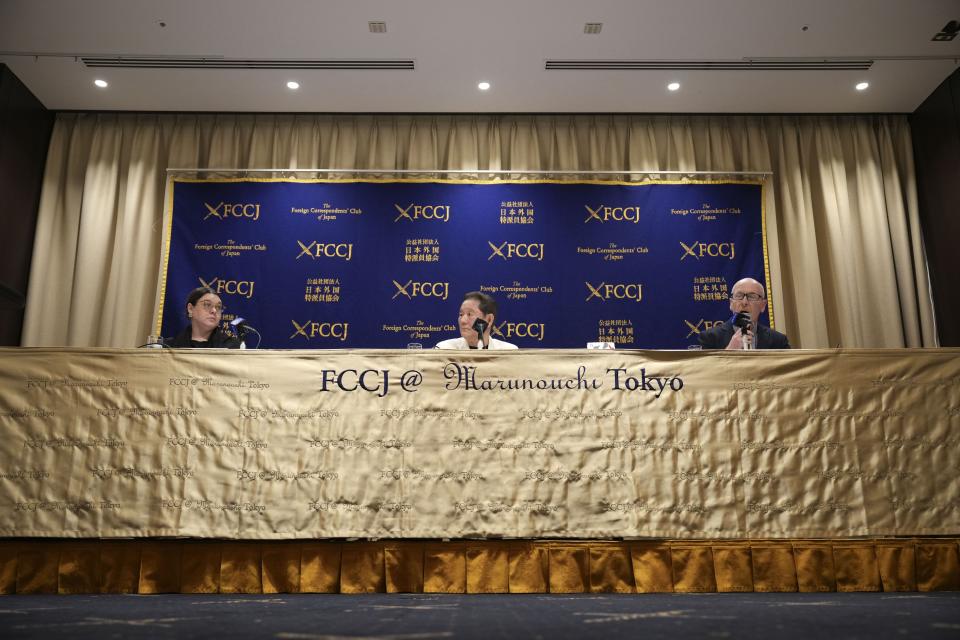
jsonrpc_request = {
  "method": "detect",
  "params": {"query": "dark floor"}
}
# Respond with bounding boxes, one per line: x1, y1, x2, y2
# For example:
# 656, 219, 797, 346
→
1, 592, 958, 639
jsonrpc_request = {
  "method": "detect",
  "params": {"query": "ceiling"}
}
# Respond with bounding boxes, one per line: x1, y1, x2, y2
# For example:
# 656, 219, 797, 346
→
1, 0, 958, 113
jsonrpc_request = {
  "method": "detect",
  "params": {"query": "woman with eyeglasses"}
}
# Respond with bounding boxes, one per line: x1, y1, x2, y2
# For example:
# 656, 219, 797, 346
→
168, 286, 241, 348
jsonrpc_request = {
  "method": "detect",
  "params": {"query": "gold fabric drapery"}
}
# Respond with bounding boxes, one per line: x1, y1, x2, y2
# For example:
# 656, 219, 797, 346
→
3, 347, 958, 594
22, 114, 936, 349
3, 348, 958, 540
2, 539, 958, 594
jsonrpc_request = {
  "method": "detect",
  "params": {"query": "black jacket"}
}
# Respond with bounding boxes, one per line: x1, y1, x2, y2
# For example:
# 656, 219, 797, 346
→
698, 321, 791, 350
168, 326, 241, 349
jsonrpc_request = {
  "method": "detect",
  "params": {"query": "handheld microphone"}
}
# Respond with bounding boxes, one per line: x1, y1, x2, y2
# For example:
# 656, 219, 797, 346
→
732, 311, 751, 331
731, 312, 753, 350
472, 318, 489, 349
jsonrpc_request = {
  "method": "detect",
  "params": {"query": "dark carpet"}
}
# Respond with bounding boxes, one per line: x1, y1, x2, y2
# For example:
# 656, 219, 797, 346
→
1, 593, 958, 639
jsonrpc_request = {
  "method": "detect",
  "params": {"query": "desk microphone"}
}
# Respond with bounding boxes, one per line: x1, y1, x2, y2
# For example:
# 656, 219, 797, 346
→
230, 317, 261, 349
472, 318, 489, 349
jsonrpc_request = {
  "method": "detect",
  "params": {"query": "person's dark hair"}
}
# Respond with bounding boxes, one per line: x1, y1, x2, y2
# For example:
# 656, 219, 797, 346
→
185, 286, 215, 318
463, 291, 497, 317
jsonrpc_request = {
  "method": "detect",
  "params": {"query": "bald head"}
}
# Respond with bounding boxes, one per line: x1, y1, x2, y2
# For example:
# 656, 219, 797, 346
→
729, 277, 768, 325
731, 278, 765, 298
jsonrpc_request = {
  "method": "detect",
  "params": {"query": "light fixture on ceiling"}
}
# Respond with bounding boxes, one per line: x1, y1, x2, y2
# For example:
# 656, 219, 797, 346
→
667, 82, 680, 91
369, 21, 387, 33
855, 81, 869, 91
478, 81, 491, 91
932, 19, 959, 41
584, 23, 602, 34
80, 57, 415, 70
94, 79, 108, 88
287, 81, 300, 90
546, 59, 873, 71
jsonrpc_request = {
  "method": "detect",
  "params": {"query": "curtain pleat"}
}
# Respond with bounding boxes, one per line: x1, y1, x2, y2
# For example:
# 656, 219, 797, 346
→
22, 113, 936, 349
3, 539, 956, 594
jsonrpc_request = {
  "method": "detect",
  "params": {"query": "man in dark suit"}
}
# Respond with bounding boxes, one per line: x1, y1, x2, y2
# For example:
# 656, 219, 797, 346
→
698, 277, 791, 349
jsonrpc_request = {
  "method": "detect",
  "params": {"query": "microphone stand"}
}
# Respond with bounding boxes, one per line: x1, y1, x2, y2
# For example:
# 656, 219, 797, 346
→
244, 326, 262, 349
236, 325, 250, 349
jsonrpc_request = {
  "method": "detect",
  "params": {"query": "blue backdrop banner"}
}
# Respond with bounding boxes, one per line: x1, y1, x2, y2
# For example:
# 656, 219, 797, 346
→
157, 179, 771, 349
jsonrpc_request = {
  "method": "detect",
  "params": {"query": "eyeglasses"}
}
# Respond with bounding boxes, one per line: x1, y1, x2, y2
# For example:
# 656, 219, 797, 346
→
196, 300, 224, 313
730, 293, 764, 302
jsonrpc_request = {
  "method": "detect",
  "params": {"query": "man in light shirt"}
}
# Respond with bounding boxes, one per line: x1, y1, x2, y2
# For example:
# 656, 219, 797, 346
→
435, 291, 518, 350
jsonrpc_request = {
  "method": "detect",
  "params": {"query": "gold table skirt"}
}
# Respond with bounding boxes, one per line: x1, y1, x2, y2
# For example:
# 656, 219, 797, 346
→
2, 538, 958, 594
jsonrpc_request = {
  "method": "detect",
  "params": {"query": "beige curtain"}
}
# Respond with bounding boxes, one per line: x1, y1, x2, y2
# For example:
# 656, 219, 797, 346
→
22, 113, 936, 349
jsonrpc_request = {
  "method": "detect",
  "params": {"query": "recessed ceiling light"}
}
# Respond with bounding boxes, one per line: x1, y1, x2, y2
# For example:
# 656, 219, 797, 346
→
94, 79, 108, 88
287, 81, 300, 90
855, 81, 869, 91
667, 82, 681, 91
478, 81, 491, 91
